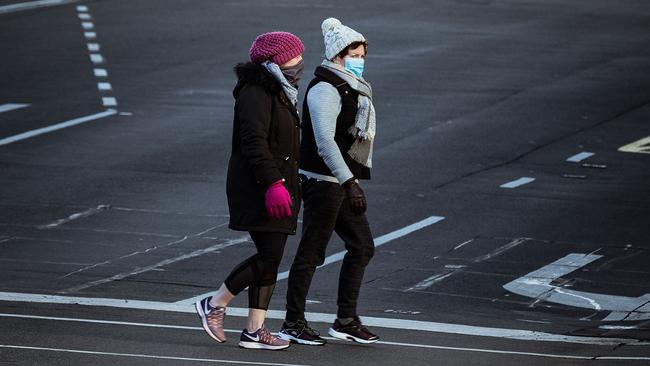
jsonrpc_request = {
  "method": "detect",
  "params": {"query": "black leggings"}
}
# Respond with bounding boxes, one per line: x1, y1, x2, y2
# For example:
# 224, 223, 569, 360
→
224, 231, 287, 310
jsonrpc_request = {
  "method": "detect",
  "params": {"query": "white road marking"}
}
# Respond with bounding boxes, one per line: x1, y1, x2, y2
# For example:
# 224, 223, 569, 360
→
566, 152, 594, 162
89, 53, 104, 64
75, 5, 87, 11
81, 21, 94, 30
0, 0, 78, 14
0, 103, 30, 113
62, 235, 249, 292
503, 253, 650, 321
87, 43, 100, 52
182, 216, 445, 304
0, 344, 310, 366
619, 136, 650, 154
407, 238, 530, 291
2, 313, 648, 361
0, 109, 117, 147
93, 68, 107, 77
97, 82, 112, 91
38, 204, 109, 229
77, 12, 90, 20
84, 31, 96, 39
500, 177, 535, 189
101, 97, 117, 107
0, 291, 639, 346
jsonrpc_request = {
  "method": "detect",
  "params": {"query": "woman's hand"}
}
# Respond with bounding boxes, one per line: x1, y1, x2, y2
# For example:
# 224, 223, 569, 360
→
265, 180, 293, 219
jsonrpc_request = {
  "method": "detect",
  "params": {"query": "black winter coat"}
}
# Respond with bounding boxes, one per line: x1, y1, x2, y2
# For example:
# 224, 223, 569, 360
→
226, 62, 301, 235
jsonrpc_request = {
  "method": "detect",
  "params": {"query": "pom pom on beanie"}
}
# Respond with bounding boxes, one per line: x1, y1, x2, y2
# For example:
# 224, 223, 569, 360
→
321, 17, 365, 60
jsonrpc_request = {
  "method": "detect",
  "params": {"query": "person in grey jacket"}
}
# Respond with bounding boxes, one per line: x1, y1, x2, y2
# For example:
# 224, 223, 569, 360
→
278, 18, 379, 346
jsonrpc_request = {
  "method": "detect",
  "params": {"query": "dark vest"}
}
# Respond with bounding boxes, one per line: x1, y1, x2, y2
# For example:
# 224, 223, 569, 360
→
300, 66, 371, 180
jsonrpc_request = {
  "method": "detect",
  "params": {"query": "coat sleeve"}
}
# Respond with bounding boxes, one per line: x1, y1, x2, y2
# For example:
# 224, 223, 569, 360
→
236, 85, 283, 188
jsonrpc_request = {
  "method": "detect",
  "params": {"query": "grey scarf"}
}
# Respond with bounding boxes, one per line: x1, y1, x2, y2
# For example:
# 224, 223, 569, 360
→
321, 60, 376, 168
262, 61, 299, 106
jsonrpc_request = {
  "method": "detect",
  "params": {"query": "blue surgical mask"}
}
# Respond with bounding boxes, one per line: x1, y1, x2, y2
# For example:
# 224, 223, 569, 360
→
344, 57, 365, 78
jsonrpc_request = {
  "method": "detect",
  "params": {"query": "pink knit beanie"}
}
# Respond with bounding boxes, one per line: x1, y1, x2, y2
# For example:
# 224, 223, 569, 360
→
249, 31, 305, 65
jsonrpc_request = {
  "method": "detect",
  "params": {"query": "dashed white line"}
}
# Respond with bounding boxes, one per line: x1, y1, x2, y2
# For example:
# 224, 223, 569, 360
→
500, 177, 535, 189
101, 97, 117, 107
97, 82, 112, 91
566, 152, 595, 162
84, 31, 96, 39
89, 53, 104, 64
81, 21, 94, 30
76, 4, 87, 11
0, 103, 30, 113
86, 43, 100, 52
77, 12, 91, 20
0, 110, 117, 147
93, 68, 107, 77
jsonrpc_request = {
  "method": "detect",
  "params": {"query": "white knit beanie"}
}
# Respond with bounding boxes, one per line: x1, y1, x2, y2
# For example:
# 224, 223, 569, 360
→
321, 17, 366, 60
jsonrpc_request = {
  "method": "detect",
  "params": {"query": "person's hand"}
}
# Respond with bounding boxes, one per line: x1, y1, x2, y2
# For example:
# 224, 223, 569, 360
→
265, 180, 293, 219
342, 178, 367, 215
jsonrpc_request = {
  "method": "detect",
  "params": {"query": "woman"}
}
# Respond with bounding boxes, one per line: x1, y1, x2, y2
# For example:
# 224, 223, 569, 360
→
279, 18, 378, 345
195, 31, 304, 350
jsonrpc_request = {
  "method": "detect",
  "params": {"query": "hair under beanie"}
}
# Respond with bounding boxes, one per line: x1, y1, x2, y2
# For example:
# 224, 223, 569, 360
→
249, 31, 305, 65
321, 17, 366, 60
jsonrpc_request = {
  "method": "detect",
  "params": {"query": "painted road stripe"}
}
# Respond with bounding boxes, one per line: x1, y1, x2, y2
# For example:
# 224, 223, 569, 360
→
84, 31, 96, 39
89, 53, 104, 64
97, 82, 112, 91
76, 5, 87, 11
101, 97, 117, 107
77, 13, 90, 20
0, 103, 30, 113
0, 0, 78, 14
619, 136, 650, 154
38, 205, 109, 229
566, 152, 594, 162
93, 68, 107, 77
182, 216, 446, 304
0, 345, 310, 366
0, 110, 117, 147
81, 21, 94, 30
3, 313, 648, 360
0, 292, 638, 346
87, 43, 100, 52
500, 177, 535, 189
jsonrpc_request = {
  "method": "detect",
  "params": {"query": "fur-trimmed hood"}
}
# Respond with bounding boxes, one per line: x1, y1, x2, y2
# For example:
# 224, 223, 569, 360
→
233, 62, 282, 98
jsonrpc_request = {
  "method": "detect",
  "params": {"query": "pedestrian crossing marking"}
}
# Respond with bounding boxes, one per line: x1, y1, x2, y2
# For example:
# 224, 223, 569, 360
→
618, 136, 650, 154
0, 103, 30, 113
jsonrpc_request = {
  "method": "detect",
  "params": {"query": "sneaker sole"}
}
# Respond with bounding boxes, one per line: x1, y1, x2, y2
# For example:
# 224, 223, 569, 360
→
328, 328, 378, 344
194, 300, 226, 343
277, 331, 326, 346
238, 341, 290, 350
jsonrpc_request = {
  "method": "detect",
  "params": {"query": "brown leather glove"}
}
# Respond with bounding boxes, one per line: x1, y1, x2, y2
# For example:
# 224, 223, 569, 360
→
342, 178, 367, 215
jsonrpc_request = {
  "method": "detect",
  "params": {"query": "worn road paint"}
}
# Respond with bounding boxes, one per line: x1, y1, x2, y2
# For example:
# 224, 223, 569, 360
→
503, 253, 650, 321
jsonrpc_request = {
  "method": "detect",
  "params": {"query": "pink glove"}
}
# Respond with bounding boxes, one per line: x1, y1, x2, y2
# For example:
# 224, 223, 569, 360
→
265, 180, 292, 220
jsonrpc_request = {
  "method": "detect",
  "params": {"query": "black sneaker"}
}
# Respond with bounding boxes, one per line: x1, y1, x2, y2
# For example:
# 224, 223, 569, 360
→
328, 317, 379, 344
278, 319, 327, 346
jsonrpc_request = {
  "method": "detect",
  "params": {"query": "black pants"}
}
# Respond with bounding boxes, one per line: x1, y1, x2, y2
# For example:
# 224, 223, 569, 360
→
224, 231, 287, 310
285, 178, 374, 321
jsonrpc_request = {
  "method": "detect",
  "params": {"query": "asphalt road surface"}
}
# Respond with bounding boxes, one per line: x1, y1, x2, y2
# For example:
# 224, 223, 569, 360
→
1, 0, 650, 365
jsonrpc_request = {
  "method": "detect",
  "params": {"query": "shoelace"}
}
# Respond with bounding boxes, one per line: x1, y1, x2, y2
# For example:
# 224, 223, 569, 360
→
207, 307, 225, 327
295, 320, 320, 337
257, 325, 274, 344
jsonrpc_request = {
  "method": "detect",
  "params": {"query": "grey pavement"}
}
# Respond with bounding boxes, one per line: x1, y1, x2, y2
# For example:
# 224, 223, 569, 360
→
0, 0, 649, 365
